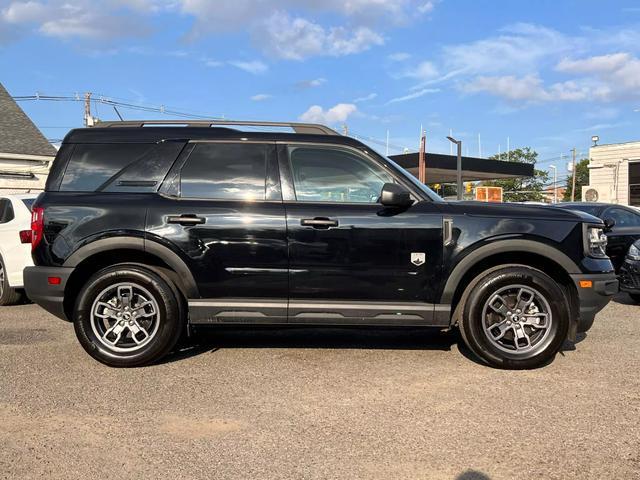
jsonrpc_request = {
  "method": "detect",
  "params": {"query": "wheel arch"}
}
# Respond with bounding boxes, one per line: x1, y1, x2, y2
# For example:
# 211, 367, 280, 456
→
442, 240, 580, 329
62, 237, 198, 320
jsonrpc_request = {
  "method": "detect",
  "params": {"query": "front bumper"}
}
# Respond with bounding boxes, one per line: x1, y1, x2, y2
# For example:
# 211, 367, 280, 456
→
619, 259, 640, 294
24, 266, 74, 322
570, 272, 619, 333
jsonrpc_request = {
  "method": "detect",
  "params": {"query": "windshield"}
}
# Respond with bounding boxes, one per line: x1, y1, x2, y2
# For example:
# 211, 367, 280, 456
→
365, 147, 444, 202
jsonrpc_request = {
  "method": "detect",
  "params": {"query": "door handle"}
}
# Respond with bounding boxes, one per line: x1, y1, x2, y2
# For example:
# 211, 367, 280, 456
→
300, 217, 339, 229
167, 214, 206, 226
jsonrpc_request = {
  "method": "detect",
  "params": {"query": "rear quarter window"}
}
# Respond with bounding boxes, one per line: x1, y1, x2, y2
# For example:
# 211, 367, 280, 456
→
0, 199, 15, 223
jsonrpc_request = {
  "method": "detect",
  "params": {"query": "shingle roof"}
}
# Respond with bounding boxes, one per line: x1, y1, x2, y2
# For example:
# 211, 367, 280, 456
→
0, 82, 57, 157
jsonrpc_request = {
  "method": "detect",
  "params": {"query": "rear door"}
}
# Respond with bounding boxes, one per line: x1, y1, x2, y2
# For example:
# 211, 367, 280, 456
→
148, 141, 288, 323
278, 143, 445, 325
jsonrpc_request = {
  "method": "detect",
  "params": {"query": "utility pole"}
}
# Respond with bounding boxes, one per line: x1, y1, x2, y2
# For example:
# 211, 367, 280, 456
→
447, 135, 463, 200
549, 165, 557, 204
84, 92, 92, 127
507, 136, 510, 162
342, 124, 349, 136
571, 148, 577, 202
418, 130, 426, 184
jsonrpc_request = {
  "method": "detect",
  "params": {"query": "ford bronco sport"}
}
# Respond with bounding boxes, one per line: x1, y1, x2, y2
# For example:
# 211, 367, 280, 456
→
24, 120, 618, 369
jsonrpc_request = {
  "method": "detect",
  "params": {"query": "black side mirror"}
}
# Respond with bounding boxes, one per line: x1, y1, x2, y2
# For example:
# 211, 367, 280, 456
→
380, 183, 414, 208
603, 218, 616, 232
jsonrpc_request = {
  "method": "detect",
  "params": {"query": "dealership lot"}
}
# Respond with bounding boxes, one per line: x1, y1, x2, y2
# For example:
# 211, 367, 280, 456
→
1, 298, 639, 480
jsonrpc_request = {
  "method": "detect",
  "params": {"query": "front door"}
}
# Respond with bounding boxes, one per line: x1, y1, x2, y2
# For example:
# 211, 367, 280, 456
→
278, 143, 444, 325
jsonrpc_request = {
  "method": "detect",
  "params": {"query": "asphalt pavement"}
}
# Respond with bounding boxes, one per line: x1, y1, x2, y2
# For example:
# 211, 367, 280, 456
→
1, 296, 639, 479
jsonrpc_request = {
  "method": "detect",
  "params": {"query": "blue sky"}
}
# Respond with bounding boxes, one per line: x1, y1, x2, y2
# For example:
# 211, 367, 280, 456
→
1, 0, 640, 176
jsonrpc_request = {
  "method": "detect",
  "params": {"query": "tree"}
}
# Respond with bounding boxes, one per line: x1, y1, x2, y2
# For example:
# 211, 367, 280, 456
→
482, 147, 549, 202
563, 158, 589, 202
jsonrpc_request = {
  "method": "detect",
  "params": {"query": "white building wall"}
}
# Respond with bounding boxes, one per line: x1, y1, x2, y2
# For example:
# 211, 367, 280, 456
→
588, 141, 640, 206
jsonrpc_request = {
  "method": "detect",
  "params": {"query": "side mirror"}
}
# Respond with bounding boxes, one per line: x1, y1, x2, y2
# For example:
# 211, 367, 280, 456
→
380, 183, 414, 208
603, 218, 616, 232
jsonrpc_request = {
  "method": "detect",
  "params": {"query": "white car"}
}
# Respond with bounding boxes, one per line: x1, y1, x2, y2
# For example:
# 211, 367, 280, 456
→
0, 194, 37, 305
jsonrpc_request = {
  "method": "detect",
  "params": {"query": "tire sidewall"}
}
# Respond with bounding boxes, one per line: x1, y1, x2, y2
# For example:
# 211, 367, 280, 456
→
462, 267, 570, 369
73, 265, 181, 367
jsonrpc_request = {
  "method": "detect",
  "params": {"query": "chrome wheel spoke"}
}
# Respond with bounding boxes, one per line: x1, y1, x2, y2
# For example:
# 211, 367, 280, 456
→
488, 294, 510, 317
522, 313, 549, 329
515, 288, 535, 313
128, 321, 150, 345
513, 324, 531, 350
103, 321, 126, 346
118, 285, 134, 309
132, 300, 156, 318
488, 320, 510, 341
94, 301, 120, 320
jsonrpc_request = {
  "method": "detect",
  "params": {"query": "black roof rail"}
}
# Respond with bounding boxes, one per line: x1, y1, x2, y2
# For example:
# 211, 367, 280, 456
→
95, 120, 340, 136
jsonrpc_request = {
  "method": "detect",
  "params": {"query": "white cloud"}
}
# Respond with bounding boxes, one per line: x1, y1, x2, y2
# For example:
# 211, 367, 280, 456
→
400, 61, 439, 82
296, 78, 327, 89
386, 88, 439, 104
299, 103, 358, 124
388, 52, 411, 62
354, 93, 378, 103
255, 12, 383, 60
556, 52, 640, 96
462, 75, 594, 103
251, 93, 272, 101
418, 1, 435, 14
229, 60, 268, 75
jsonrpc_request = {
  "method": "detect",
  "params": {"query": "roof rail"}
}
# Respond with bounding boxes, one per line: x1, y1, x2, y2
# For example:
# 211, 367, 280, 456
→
95, 120, 340, 136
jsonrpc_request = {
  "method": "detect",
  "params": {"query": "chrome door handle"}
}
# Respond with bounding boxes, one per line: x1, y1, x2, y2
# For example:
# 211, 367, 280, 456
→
301, 217, 339, 229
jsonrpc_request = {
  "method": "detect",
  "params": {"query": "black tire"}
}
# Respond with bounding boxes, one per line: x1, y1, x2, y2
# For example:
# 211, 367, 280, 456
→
73, 264, 184, 367
459, 266, 570, 370
0, 256, 23, 306
629, 293, 640, 304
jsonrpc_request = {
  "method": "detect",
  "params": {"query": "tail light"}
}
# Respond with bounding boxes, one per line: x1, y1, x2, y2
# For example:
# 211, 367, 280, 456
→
19, 230, 32, 244
31, 206, 44, 251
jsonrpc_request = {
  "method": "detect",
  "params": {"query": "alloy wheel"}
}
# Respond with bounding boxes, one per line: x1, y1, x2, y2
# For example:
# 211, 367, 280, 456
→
90, 282, 161, 353
481, 284, 553, 357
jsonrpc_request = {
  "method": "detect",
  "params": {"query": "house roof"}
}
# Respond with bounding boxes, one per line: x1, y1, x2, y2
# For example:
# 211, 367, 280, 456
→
0, 83, 56, 157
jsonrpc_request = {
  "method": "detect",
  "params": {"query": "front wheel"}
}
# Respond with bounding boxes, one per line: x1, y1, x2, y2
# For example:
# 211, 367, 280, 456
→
73, 264, 184, 367
459, 266, 570, 369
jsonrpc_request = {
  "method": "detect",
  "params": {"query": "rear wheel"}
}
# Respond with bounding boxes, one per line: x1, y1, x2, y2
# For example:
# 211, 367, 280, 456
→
459, 266, 570, 369
73, 264, 184, 367
0, 256, 23, 306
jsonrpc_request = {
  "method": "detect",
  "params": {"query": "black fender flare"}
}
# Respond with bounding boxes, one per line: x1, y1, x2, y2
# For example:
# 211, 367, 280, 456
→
440, 239, 580, 304
64, 236, 199, 298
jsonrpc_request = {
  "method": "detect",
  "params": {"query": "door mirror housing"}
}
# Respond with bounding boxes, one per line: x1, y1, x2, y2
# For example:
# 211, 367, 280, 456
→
603, 217, 616, 232
380, 183, 414, 208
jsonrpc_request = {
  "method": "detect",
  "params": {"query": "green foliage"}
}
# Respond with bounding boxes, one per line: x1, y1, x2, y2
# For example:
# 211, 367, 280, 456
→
483, 148, 549, 202
563, 158, 590, 201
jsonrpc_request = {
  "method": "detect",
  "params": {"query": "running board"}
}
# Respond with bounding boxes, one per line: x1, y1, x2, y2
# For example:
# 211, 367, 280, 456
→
188, 299, 451, 326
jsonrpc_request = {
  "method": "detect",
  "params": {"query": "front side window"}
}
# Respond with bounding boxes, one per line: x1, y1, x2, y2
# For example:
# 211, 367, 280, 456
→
605, 208, 640, 227
180, 143, 267, 200
629, 161, 640, 207
288, 146, 393, 203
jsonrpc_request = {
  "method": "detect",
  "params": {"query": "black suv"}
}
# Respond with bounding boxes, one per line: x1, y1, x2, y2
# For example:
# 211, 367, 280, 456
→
25, 120, 618, 369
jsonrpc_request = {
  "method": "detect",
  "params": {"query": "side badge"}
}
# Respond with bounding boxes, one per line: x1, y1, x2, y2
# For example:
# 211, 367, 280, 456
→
411, 252, 426, 266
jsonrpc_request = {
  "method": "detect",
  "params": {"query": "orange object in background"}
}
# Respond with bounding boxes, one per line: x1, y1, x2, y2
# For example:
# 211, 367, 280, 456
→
475, 186, 503, 203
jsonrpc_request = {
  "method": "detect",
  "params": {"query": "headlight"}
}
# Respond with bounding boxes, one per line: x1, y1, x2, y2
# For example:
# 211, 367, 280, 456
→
586, 226, 608, 258
628, 242, 640, 261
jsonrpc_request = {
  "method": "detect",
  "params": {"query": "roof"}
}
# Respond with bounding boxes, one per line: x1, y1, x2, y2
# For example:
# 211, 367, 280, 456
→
389, 152, 534, 183
0, 83, 57, 157
63, 126, 365, 147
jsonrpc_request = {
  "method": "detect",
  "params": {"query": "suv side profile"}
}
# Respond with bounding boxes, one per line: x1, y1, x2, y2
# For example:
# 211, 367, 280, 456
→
25, 120, 618, 369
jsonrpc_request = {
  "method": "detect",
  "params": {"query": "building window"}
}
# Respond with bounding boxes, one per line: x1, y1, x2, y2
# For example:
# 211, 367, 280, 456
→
630, 161, 640, 207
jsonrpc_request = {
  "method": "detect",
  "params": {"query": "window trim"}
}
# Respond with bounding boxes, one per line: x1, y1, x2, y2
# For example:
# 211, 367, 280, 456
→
628, 160, 640, 207
0, 198, 15, 224
276, 141, 426, 205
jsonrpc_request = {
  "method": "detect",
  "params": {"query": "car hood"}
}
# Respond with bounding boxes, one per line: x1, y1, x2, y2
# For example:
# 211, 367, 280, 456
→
445, 201, 604, 224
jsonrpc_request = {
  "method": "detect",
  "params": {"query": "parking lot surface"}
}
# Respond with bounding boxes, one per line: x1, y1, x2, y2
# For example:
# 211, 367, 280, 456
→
1, 297, 639, 480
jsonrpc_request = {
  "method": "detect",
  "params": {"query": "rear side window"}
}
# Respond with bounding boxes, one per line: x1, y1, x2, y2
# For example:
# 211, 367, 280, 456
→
180, 143, 267, 200
60, 144, 154, 192
0, 199, 15, 224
